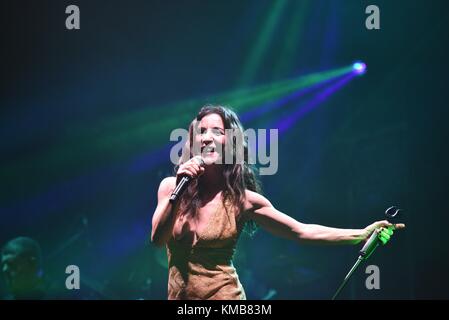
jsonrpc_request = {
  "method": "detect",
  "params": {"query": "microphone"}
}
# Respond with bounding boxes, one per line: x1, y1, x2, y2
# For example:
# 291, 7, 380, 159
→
359, 206, 402, 259
359, 230, 380, 259
169, 157, 204, 204
332, 206, 403, 299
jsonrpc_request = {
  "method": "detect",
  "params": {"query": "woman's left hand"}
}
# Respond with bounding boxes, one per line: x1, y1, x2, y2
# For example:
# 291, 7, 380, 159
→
362, 220, 406, 245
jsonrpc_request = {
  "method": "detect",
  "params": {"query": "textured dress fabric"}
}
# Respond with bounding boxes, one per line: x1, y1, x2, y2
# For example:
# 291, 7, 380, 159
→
166, 200, 246, 300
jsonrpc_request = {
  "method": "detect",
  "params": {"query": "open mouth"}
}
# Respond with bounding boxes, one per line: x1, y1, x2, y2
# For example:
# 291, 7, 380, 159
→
201, 146, 215, 154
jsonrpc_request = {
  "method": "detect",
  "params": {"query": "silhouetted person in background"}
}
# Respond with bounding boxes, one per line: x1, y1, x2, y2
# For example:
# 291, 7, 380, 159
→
1, 237, 45, 300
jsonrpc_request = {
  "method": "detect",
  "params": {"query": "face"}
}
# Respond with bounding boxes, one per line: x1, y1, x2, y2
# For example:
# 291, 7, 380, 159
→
194, 113, 227, 165
1, 250, 37, 293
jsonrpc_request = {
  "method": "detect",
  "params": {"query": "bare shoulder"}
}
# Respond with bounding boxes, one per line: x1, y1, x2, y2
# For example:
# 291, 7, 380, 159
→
157, 176, 176, 198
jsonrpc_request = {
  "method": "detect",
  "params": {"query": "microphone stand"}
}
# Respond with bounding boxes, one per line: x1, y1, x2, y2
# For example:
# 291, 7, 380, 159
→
331, 254, 366, 300
331, 206, 402, 300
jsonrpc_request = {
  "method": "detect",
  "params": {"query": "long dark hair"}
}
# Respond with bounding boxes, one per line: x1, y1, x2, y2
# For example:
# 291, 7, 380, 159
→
175, 105, 261, 235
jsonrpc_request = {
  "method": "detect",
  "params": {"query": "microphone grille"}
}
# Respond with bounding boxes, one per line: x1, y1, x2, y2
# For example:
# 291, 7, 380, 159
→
193, 156, 205, 167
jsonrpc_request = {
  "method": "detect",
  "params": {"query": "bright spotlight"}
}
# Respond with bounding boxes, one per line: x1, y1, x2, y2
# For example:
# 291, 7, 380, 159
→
353, 61, 367, 75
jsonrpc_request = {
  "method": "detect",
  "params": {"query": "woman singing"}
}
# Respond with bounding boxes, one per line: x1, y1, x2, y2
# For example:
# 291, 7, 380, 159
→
151, 105, 404, 300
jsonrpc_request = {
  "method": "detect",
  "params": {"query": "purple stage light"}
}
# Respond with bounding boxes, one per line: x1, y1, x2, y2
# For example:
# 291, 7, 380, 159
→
353, 62, 366, 75
275, 73, 356, 134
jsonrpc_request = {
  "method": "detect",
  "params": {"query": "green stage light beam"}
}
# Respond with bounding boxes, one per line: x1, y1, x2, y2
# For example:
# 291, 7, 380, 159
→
237, 0, 289, 87
272, 0, 310, 80
1, 66, 353, 202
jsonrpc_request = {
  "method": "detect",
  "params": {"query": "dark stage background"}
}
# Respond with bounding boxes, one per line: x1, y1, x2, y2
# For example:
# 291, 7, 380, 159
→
1, 0, 448, 299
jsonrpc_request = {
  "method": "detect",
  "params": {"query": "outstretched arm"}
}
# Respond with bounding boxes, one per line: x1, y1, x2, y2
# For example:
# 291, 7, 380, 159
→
243, 190, 405, 245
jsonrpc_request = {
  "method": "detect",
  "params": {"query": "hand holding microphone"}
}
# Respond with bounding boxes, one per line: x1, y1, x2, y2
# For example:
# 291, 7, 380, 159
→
169, 156, 205, 203
332, 206, 406, 299
360, 206, 405, 259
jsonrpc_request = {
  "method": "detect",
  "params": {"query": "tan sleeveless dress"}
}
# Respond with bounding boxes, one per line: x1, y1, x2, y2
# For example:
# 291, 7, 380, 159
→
166, 199, 246, 300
